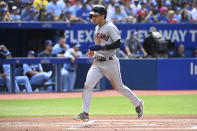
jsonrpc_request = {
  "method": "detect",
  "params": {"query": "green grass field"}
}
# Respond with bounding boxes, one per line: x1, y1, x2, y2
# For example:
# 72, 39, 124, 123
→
0, 95, 197, 117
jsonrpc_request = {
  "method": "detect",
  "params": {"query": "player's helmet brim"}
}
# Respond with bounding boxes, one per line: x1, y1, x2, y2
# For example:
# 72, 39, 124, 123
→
90, 11, 100, 15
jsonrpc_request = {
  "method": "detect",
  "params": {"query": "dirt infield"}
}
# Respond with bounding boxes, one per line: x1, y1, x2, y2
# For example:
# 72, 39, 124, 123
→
0, 115, 197, 131
0, 90, 197, 100
0, 90, 197, 130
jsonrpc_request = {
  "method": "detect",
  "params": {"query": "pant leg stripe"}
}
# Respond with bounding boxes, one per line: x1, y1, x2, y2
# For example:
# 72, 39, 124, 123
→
114, 58, 132, 96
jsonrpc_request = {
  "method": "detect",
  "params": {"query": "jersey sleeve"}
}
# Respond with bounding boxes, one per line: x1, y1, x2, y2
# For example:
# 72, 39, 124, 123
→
23, 64, 32, 74
125, 38, 130, 46
52, 44, 60, 55
3, 64, 10, 76
39, 64, 43, 72
108, 24, 121, 42
78, 51, 82, 56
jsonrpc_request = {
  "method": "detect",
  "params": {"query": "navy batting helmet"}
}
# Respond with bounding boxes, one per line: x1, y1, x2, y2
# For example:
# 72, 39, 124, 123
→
90, 5, 107, 18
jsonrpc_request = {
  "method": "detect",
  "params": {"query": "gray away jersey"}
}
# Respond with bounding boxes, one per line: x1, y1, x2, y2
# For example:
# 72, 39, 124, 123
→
94, 22, 121, 57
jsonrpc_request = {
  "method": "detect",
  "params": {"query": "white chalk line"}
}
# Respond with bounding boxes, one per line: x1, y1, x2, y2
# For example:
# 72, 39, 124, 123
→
93, 119, 197, 122
66, 120, 95, 130
65, 127, 197, 130
66, 119, 197, 130
191, 126, 197, 129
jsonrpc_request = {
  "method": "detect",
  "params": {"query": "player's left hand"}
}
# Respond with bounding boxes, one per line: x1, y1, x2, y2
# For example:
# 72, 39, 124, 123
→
89, 44, 102, 51
86, 50, 94, 57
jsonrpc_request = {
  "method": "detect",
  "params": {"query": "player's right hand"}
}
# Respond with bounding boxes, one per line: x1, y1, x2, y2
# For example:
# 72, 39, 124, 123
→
86, 50, 94, 57
94, 34, 102, 44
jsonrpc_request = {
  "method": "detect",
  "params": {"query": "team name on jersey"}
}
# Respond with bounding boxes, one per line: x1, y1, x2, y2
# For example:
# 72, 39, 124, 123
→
96, 33, 109, 41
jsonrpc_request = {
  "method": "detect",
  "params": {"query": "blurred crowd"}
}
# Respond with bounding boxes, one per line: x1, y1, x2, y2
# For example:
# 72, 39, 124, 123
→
0, 0, 197, 23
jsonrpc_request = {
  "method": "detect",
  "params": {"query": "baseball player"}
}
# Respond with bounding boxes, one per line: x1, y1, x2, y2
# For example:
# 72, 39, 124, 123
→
3, 51, 32, 93
61, 43, 82, 91
23, 51, 52, 91
52, 37, 70, 57
74, 5, 144, 122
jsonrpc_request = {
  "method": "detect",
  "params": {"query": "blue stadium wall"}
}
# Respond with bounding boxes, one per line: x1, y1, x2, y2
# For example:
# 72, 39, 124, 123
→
76, 58, 197, 90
